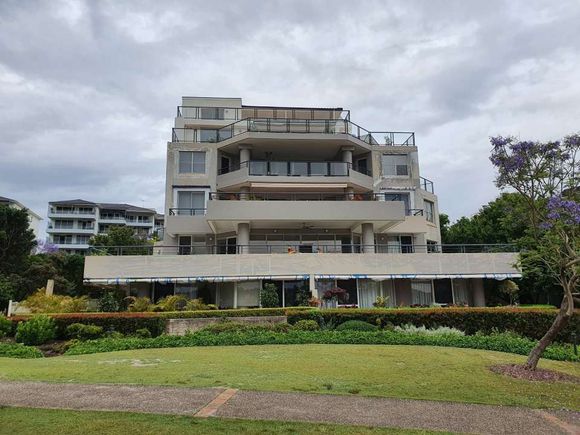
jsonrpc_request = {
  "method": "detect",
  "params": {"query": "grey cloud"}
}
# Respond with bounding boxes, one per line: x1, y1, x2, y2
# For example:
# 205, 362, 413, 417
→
1, 0, 579, 233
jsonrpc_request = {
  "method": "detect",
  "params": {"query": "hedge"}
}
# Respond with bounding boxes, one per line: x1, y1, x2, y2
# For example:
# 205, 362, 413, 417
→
65, 330, 580, 362
286, 308, 580, 342
9, 308, 314, 339
0, 343, 44, 359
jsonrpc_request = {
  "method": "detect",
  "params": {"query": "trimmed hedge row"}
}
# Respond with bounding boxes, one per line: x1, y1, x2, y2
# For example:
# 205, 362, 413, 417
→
65, 330, 580, 362
8, 308, 314, 339
286, 308, 580, 342
0, 343, 44, 359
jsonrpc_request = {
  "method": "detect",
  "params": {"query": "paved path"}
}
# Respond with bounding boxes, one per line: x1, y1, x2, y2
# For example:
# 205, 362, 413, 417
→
0, 381, 578, 434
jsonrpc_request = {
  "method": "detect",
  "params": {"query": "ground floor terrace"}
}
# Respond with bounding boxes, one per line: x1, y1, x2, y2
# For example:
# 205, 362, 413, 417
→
114, 276, 488, 309
83, 248, 520, 308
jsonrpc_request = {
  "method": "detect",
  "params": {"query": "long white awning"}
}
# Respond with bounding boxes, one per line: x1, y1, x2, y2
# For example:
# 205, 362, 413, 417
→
315, 273, 522, 280
84, 274, 310, 285
85, 272, 521, 285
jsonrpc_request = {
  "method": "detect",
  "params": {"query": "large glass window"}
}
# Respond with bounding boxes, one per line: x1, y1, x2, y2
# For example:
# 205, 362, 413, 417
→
381, 154, 409, 176
179, 151, 206, 174
177, 191, 206, 215
384, 193, 410, 213
424, 200, 435, 223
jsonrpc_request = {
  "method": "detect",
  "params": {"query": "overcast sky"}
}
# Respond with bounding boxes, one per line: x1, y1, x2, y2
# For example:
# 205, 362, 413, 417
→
1, 0, 579, 234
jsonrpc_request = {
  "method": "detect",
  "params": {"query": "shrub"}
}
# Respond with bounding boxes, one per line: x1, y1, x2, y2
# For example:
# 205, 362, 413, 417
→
15, 315, 57, 345
0, 314, 11, 338
134, 328, 152, 338
154, 295, 188, 312
65, 329, 580, 362
260, 283, 279, 308
98, 292, 121, 312
125, 296, 153, 312
373, 296, 390, 308
286, 307, 580, 342
336, 320, 378, 331
0, 343, 44, 359
294, 285, 311, 307
394, 324, 465, 336
22, 289, 89, 313
184, 298, 217, 311
65, 323, 104, 340
200, 321, 290, 334
322, 288, 349, 304
291, 320, 320, 331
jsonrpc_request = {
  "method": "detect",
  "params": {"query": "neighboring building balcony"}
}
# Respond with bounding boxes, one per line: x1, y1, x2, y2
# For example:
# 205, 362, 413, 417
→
125, 220, 153, 227
47, 209, 96, 218
176, 106, 349, 121
171, 118, 415, 148
217, 161, 373, 190
98, 216, 127, 224
47, 226, 95, 234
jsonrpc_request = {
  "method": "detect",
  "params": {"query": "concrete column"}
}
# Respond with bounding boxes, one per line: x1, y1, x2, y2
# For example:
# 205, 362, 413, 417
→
472, 278, 486, 307
361, 223, 375, 253
309, 274, 317, 298
239, 145, 252, 164
240, 186, 250, 200
346, 187, 354, 200
415, 233, 427, 253
237, 222, 250, 254
341, 146, 354, 165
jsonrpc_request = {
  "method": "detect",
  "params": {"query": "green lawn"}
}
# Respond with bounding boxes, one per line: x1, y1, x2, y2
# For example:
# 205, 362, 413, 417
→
1, 344, 578, 409
0, 407, 445, 435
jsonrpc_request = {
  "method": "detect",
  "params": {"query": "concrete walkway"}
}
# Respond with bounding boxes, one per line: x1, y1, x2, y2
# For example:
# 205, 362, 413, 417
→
0, 381, 578, 434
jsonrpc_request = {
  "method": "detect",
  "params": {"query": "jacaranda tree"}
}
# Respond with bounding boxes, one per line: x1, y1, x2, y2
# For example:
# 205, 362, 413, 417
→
490, 134, 579, 370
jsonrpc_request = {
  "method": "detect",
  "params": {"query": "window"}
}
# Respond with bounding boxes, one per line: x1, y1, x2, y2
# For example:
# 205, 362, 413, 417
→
381, 154, 409, 176
179, 151, 206, 174
76, 235, 90, 244
199, 107, 225, 120
54, 235, 72, 244
384, 193, 410, 214
177, 191, 206, 215
199, 129, 218, 143
55, 220, 73, 229
411, 280, 433, 306
424, 200, 435, 223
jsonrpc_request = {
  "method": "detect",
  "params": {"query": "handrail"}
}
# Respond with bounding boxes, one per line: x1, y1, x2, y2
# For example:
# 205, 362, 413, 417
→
88, 243, 519, 256
172, 118, 415, 147
168, 208, 207, 216
420, 176, 434, 193
217, 160, 372, 177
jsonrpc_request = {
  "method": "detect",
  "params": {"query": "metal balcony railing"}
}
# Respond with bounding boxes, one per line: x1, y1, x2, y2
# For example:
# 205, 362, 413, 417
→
217, 160, 371, 177
176, 106, 350, 121
168, 208, 207, 216
88, 243, 519, 256
420, 176, 434, 193
172, 118, 415, 147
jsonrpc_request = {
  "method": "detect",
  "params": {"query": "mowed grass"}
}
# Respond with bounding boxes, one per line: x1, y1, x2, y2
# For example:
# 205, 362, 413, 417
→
1, 345, 578, 409
0, 407, 445, 435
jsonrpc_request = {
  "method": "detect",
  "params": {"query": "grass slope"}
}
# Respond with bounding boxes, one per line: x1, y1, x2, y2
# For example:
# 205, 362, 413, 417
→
0, 407, 443, 435
1, 345, 578, 409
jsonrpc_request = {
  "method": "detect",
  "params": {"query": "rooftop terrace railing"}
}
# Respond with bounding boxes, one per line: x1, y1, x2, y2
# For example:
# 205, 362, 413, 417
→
420, 176, 434, 193
172, 118, 415, 147
177, 106, 350, 121
88, 243, 518, 256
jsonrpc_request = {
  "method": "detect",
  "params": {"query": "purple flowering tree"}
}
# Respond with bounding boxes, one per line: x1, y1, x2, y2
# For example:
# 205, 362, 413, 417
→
490, 134, 579, 370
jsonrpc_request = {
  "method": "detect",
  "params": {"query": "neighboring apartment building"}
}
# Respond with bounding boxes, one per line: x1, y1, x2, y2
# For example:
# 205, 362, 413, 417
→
84, 96, 520, 307
47, 200, 161, 254
0, 196, 42, 238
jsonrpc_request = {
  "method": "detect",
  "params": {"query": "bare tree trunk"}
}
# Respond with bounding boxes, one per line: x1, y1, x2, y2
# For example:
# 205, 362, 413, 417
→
524, 288, 573, 370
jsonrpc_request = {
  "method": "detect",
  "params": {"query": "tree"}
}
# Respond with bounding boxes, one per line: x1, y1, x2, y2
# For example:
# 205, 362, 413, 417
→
489, 134, 579, 370
0, 205, 36, 275
260, 283, 279, 308
89, 226, 151, 255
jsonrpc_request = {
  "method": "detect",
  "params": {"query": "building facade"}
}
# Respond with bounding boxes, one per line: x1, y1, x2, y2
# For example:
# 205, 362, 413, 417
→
0, 196, 42, 238
47, 200, 162, 254
84, 97, 520, 307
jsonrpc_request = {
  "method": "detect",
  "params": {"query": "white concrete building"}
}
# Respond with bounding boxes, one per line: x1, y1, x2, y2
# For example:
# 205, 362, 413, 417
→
84, 97, 520, 307
0, 196, 42, 238
47, 199, 161, 254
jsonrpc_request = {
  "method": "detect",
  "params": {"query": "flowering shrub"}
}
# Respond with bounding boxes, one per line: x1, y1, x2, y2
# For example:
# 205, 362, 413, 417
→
394, 324, 465, 336
322, 287, 349, 303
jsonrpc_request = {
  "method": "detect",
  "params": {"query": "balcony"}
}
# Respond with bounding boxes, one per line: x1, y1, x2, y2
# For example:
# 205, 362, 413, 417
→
48, 209, 96, 218
47, 226, 95, 234
87, 243, 518, 256
177, 106, 349, 121
172, 118, 415, 147
217, 161, 373, 191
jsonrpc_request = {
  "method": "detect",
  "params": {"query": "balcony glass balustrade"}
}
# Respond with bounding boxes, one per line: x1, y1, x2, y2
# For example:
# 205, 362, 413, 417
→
219, 160, 369, 177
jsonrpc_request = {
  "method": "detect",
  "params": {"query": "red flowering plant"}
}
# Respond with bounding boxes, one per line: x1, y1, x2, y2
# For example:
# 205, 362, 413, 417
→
322, 287, 349, 304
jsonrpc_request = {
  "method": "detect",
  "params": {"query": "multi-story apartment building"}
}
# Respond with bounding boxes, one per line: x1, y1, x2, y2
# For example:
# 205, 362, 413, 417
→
84, 97, 520, 307
0, 195, 42, 238
47, 200, 161, 254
